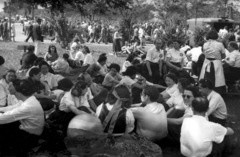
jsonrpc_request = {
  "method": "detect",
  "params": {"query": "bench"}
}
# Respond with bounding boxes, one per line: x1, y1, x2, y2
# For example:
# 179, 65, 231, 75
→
17, 45, 29, 52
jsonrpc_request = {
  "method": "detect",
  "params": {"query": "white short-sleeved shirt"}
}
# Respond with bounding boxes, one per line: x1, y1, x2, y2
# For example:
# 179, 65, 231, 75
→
203, 40, 225, 60
59, 88, 93, 112
75, 51, 85, 61
96, 103, 135, 133
187, 47, 202, 62
165, 84, 179, 97
83, 53, 96, 65
40, 73, 58, 89
146, 47, 164, 63
119, 76, 136, 89
225, 50, 240, 68
207, 91, 227, 120
102, 73, 122, 87
181, 115, 227, 157
130, 102, 168, 142
166, 92, 184, 108
166, 48, 185, 63
121, 61, 132, 73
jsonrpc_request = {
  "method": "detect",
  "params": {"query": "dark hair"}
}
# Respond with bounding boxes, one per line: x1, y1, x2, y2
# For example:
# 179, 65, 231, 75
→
97, 55, 107, 63
39, 61, 50, 69
154, 38, 162, 45
144, 85, 159, 102
57, 78, 74, 91
27, 45, 35, 52
12, 79, 34, 96
48, 45, 57, 54
63, 53, 69, 59
165, 73, 178, 83
122, 66, 137, 77
206, 30, 218, 40
192, 97, 209, 113
71, 80, 88, 97
109, 63, 120, 73
86, 64, 100, 77
224, 26, 228, 30
83, 45, 90, 54
199, 79, 214, 90
229, 41, 239, 50
132, 59, 140, 66
184, 85, 200, 97
29, 67, 41, 77
178, 78, 191, 89
141, 54, 146, 60
126, 54, 134, 63
73, 37, 80, 42
0, 56, 5, 66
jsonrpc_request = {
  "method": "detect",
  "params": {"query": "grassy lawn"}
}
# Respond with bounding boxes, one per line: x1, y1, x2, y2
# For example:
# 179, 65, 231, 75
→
1, 41, 240, 157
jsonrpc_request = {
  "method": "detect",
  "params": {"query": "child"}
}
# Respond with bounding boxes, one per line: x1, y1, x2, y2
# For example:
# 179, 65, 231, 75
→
51, 53, 72, 74
102, 63, 122, 91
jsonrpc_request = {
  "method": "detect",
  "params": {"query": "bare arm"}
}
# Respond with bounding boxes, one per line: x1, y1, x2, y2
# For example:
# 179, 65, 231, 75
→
146, 61, 152, 75
166, 58, 180, 70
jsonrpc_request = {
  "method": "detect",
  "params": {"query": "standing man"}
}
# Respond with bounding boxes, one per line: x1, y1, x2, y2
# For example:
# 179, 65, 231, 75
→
32, 18, 43, 56
143, 38, 164, 84
2, 19, 8, 41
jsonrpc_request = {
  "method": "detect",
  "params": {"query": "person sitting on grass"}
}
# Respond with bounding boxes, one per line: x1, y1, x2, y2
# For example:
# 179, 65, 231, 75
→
39, 61, 58, 90
102, 63, 122, 91
161, 73, 179, 101
96, 53, 108, 76
180, 97, 234, 157
20, 45, 38, 70
96, 84, 135, 134
44, 45, 59, 64
51, 53, 72, 74
0, 79, 44, 156
130, 85, 168, 143
83, 46, 96, 67
121, 54, 134, 73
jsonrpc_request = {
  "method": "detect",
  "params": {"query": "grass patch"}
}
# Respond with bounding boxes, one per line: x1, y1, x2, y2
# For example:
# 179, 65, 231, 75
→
1, 41, 240, 157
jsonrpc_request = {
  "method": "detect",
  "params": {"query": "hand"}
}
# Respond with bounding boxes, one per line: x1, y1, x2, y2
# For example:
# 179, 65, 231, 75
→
177, 67, 183, 71
149, 71, 152, 77
159, 71, 162, 77
48, 95, 57, 100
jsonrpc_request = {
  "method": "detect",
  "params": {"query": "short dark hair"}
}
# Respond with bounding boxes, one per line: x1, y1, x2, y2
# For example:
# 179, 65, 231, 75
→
178, 78, 191, 89
27, 45, 35, 52
229, 41, 239, 50
122, 66, 137, 77
126, 54, 134, 63
192, 97, 209, 113
144, 85, 159, 102
12, 79, 34, 96
63, 53, 69, 59
109, 63, 120, 73
184, 85, 200, 97
0, 56, 5, 66
199, 79, 214, 90
97, 55, 107, 63
206, 30, 219, 40
33, 57, 44, 66
39, 61, 50, 69
165, 73, 178, 83
132, 59, 140, 65
83, 45, 90, 54
86, 64, 100, 77
29, 67, 41, 77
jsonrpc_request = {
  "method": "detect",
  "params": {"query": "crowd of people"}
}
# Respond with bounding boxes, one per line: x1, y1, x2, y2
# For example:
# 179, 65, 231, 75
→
1, 16, 240, 156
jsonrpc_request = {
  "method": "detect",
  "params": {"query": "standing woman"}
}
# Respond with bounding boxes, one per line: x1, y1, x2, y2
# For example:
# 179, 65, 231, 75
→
44, 45, 59, 64
112, 28, 122, 55
11, 22, 16, 42
199, 30, 226, 94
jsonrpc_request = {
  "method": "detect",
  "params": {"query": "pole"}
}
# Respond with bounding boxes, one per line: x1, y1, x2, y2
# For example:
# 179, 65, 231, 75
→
195, 1, 197, 26
8, 0, 11, 41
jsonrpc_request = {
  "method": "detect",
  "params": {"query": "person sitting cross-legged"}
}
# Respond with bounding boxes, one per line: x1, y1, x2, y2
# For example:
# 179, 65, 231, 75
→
180, 97, 234, 157
96, 84, 135, 134
130, 85, 168, 143
0, 79, 44, 156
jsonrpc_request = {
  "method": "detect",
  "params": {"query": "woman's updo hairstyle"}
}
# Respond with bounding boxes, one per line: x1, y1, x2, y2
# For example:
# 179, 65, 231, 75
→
12, 79, 34, 96
122, 66, 137, 77
164, 73, 178, 83
29, 67, 41, 77
71, 80, 88, 97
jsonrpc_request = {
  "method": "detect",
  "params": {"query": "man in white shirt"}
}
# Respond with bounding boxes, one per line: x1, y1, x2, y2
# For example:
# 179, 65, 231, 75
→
181, 97, 234, 157
198, 79, 227, 126
130, 85, 168, 142
144, 38, 164, 84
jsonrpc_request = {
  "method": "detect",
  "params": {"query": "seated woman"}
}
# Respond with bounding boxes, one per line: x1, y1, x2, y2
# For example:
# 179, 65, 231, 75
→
44, 45, 59, 64
39, 61, 58, 90
27, 67, 56, 111
0, 69, 20, 107
163, 86, 200, 147
96, 53, 108, 76
83, 46, 96, 67
0, 79, 44, 156
165, 42, 185, 72
54, 80, 96, 134
130, 85, 168, 143
102, 63, 122, 91
223, 41, 240, 83
161, 73, 179, 101
51, 53, 72, 74
166, 78, 191, 110
96, 84, 135, 134
121, 54, 134, 73
20, 45, 38, 70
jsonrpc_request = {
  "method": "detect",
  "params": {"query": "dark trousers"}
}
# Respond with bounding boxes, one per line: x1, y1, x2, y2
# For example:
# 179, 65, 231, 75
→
0, 121, 39, 155
142, 62, 161, 84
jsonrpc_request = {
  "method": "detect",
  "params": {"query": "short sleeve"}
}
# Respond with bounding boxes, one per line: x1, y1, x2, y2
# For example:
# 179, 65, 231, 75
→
121, 77, 135, 87
61, 97, 75, 108
125, 110, 135, 133
166, 50, 172, 58
211, 123, 227, 143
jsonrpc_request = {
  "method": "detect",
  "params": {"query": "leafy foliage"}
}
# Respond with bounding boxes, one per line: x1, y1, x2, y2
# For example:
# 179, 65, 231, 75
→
193, 27, 209, 46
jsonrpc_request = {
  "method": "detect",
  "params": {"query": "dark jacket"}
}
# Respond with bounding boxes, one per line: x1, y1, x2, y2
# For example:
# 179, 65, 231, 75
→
20, 52, 38, 69
32, 23, 43, 42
